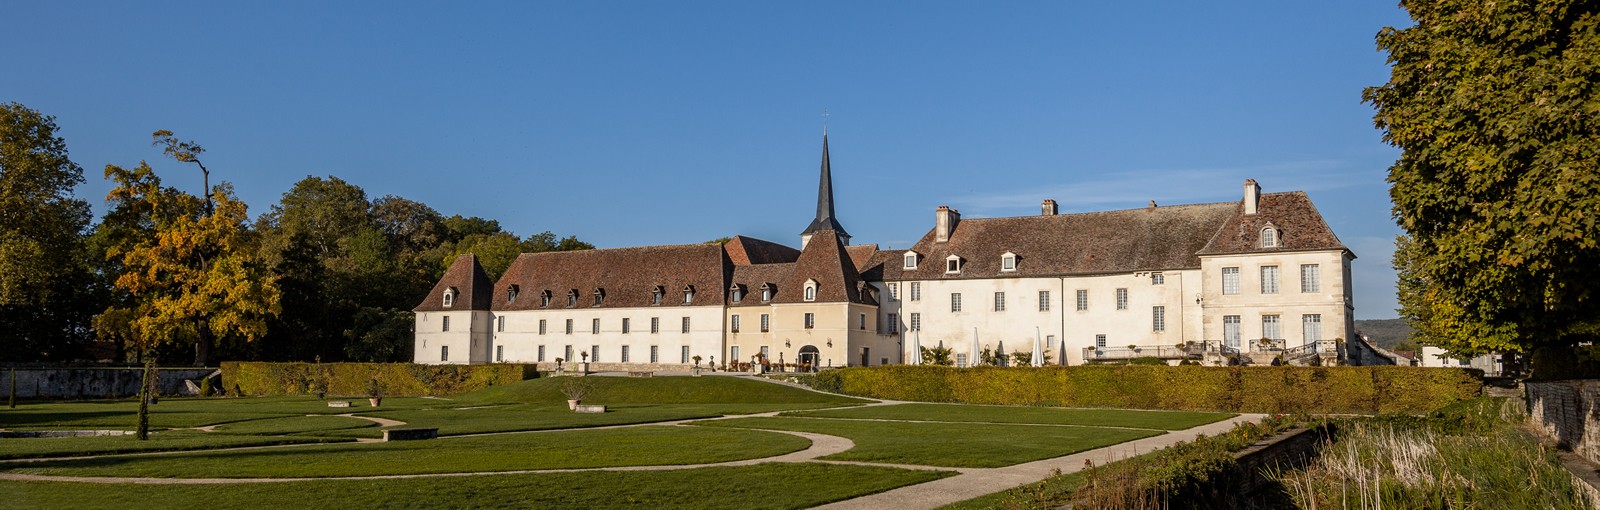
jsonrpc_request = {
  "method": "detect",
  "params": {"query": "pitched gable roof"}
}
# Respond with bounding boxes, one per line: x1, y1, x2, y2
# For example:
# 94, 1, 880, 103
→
1196, 191, 1351, 257
492, 243, 729, 311
723, 235, 801, 265
778, 230, 869, 304
883, 202, 1237, 280
728, 262, 796, 307
414, 254, 495, 311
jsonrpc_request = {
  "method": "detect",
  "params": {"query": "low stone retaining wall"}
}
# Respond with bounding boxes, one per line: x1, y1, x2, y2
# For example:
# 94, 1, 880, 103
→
1527, 380, 1600, 464
2, 367, 217, 399
1233, 424, 1335, 496
383, 428, 438, 441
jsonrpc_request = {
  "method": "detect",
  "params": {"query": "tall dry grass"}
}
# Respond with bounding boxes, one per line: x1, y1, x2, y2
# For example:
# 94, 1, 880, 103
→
1270, 399, 1589, 510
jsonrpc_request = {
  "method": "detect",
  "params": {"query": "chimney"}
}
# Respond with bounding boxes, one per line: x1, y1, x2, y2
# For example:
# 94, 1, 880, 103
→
1041, 199, 1058, 216
1243, 179, 1261, 215
935, 206, 961, 243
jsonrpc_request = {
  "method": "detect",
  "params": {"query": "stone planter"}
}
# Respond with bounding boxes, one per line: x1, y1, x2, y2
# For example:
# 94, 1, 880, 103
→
567, 399, 580, 410
369, 397, 382, 407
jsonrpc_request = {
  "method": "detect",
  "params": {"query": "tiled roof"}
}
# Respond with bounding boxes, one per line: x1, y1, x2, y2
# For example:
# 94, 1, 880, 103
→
724, 235, 800, 266
882, 202, 1237, 281
491, 243, 729, 311
726, 231, 872, 306
779, 230, 869, 304
728, 262, 797, 308
414, 254, 495, 311
1196, 191, 1350, 257
844, 244, 878, 272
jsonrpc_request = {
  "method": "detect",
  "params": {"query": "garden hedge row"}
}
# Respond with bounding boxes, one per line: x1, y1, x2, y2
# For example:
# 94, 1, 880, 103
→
221, 362, 538, 396
807, 365, 1482, 414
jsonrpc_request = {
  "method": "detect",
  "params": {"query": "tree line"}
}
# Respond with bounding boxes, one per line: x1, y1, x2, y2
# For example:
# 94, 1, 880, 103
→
0, 102, 592, 366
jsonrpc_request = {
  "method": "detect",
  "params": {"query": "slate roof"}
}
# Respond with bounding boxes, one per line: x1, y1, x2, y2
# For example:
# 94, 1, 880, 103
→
414, 254, 495, 311
724, 235, 800, 265
800, 134, 849, 238
882, 202, 1239, 281
491, 243, 730, 310
1195, 191, 1351, 257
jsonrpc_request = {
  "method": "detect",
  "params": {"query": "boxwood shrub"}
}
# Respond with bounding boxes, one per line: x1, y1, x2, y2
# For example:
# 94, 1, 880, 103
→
806, 365, 1481, 414
222, 362, 537, 397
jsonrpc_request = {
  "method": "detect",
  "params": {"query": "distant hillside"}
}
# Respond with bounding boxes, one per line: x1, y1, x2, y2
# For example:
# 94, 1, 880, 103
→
1355, 319, 1413, 350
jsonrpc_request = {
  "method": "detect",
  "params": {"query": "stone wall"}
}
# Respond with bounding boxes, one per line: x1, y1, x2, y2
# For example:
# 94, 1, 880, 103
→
1527, 380, 1600, 464
1234, 424, 1335, 496
2, 367, 217, 399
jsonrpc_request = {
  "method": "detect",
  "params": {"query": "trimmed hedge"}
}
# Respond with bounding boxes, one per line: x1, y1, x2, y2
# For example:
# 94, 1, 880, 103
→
221, 362, 538, 397
809, 365, 1482, 414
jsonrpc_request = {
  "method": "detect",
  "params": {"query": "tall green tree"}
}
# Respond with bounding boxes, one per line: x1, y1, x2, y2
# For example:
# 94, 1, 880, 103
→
0, 103, 97, 361
1368, 1, 1600, 355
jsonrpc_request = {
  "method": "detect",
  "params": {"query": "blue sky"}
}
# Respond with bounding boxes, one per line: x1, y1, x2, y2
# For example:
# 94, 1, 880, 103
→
2, 1, 1412, 319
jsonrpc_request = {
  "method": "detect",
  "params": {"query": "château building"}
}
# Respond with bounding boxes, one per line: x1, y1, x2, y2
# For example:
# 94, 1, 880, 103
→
414, 135, 1356, 368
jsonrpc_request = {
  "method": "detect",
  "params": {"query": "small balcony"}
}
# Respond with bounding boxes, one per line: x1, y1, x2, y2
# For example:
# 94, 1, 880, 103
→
1084, 342, 1206, 362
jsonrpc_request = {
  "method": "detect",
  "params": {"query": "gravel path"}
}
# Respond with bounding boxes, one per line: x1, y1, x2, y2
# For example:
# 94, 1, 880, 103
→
0, 428, 856, 485
0, 374, 1264, 509
810, 413, 1267, 510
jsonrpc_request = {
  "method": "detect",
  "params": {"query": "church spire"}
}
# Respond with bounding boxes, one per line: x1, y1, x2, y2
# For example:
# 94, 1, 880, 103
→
801, 132, 849, 248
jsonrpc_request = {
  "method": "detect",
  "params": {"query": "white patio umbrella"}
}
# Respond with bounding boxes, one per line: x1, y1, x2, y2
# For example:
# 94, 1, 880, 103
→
1036, 327, 1049, 367
909, 330, 923, 365
971, 328, 982, 367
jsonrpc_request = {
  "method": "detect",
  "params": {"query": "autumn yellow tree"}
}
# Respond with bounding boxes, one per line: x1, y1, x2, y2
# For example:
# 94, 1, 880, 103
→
99, 160, 280, 366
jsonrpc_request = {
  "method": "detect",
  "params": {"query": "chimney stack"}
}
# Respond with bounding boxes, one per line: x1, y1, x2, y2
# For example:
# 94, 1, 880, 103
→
1243, 179, 1261, 215
1041, 199, 1059, 216
935, 206, 961, 243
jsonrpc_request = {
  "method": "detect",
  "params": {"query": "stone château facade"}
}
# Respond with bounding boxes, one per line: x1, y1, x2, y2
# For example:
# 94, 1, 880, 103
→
414, 136, 1356, 368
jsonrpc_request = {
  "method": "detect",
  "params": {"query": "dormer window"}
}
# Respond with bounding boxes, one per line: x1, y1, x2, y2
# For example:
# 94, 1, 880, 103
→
507, 285, 519, 303
903, 251, 920, 270
1260, 224, 1279, 248
442, 287, 458, 307
682, 285, 695, 304
760, 283, 773, 302
540, 290, 552, 308
1000, 252, 1018, 272
567, 290, 579, 308
804, 279, 818, 302
946, 255, 963, 274
729, 284, 744, 303
593, 288, 605, 307
651, 286, 664, 305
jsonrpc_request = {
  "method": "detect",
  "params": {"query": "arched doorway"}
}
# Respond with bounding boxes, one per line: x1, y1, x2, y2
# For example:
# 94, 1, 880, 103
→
797, 345, 820, 372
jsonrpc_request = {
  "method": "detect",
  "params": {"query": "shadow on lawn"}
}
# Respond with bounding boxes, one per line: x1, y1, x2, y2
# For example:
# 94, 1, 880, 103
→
9, 442, 431, 473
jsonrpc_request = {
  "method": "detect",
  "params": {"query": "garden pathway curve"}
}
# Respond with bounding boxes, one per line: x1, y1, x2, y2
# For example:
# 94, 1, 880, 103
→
0, 429, 855, 485
810, 413, 1268, 510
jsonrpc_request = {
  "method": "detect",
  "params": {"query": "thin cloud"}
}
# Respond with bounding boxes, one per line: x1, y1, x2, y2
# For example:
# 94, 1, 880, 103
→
954, 159, 1366, 216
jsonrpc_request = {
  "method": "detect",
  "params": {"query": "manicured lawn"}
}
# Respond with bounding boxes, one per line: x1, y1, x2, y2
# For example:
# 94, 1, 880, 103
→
0, 430, 351, 460
341, 401, 856, 438
6, 425, 809, 478
3, 463, 955, 510
209, 415, 378, 436
0, 396, 443, 430
781, 403, 1234, 430
696, 417, 1160, 468
455, 375, 871, 406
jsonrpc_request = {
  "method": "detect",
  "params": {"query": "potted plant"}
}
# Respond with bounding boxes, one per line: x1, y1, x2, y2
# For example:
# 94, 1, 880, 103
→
561, 377, 595, 411
367, 378, 383, 407
1127, 344, 1140, 352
